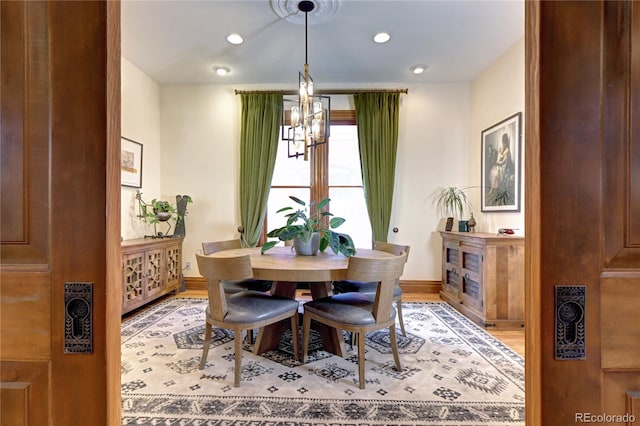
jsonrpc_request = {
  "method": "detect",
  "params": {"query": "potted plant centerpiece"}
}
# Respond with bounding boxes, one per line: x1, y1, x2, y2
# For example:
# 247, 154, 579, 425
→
433, 186, 472, 232
261, 196, 356, 256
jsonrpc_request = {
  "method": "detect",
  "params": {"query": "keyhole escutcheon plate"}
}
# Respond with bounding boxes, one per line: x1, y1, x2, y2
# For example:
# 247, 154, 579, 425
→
554, 285, 586, 360
64, 282, 93, 354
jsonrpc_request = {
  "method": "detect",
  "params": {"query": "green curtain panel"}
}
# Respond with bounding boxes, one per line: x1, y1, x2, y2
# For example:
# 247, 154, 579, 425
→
239, 93, 283, 247
353, 92, 400, 243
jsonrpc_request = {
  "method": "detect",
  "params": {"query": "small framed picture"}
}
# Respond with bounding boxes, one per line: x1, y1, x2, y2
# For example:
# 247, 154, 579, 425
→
121, 137, 143, 188
481, 112, 522, 212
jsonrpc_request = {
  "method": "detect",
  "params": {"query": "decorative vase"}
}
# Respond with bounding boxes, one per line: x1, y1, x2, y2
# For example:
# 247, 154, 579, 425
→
293, 233, 320, 256
468, 213, 476, 232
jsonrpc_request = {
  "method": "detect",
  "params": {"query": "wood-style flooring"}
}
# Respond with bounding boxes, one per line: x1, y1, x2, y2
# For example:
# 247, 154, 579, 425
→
179, 289, 525, 358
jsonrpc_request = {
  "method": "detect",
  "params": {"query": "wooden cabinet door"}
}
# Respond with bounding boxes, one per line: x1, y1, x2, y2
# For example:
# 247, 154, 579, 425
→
144, 248, 165, 299
165, 243, 182, 289
441, 241, 460, 297
459, 244, 483, 312
123, 251, 145, 311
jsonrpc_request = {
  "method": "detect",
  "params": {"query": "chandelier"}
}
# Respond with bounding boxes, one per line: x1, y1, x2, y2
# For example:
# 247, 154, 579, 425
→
283, 0, 331, 160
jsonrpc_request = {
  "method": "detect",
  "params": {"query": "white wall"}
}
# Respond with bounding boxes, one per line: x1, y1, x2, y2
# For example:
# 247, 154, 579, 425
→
468, 38, 525, 234
120, 58, 162, 240
121, 39, 524, 281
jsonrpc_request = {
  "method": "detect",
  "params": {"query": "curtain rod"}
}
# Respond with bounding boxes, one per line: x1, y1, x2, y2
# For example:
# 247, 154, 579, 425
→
234, 88, 408, 95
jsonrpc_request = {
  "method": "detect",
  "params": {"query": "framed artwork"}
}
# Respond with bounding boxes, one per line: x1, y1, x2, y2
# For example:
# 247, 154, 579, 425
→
481, 112, 522, 212
121, 137, 143, 188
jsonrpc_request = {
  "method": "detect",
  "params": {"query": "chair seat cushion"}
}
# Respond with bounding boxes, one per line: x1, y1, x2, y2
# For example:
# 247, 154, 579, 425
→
333, 280, 402, 298
222, 279, 272, 294
208, 291, 298, 324
303, 292, 396, 326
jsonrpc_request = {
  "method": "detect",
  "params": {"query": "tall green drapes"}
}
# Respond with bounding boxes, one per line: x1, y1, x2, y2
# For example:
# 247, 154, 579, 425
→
239, 93, 283, 247
353, 92, 400, 243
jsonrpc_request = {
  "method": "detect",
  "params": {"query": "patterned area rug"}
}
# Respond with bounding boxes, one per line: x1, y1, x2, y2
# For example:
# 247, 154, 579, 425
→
121, 297, 524, 425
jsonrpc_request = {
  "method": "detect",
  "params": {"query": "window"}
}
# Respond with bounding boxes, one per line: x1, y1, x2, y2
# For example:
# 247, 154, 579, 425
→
264, 111, 372, 248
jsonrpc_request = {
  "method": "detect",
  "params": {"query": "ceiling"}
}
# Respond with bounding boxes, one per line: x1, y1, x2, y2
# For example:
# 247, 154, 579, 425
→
121, 0, 524, 86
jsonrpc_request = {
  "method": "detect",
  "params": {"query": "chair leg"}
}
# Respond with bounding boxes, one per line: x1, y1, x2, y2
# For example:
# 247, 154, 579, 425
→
302, 313, 312, 363
389, 325, 402, 372
356, 331, 366, 389
199, 323, 212, 370
396, 299, 406, 336
290, 314, 299, 361
234, 329, 243, 387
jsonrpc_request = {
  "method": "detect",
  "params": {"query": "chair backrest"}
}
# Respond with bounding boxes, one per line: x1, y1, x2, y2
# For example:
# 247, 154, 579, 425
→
346, 251, 408, 323
195, 253, 254, 321
201, 239, 241, 255
374, 241, 411, 258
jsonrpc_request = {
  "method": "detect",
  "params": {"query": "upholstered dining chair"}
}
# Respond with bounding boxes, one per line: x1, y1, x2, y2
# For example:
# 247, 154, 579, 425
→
301, 251, 408, 389
195, 253, 299, 387
201, 239, 272, 293
332, 241, 410, 336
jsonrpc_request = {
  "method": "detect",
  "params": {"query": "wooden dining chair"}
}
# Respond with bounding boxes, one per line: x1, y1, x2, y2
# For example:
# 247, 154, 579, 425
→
332, 241, 410, 336
302, 251, 408, 389
195, 253, 299, 387
201, 239, 272, 293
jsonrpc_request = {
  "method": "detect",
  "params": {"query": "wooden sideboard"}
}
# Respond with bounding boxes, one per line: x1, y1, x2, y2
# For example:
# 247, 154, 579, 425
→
439, 231, 524, 329
121, 237, 183, 314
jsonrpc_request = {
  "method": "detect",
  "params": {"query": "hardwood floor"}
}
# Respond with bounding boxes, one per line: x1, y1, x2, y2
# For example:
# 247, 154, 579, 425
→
177, 288, 525, 358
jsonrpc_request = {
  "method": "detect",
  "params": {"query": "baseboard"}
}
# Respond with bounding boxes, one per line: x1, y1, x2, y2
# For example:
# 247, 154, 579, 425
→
400, 280, 442, 294
185, 276, 205, 290
185, 276, 442, 294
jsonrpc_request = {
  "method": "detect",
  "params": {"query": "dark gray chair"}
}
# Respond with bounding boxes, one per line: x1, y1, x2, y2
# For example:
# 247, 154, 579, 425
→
201, 239, 272, 293
196, 253, 299, 387
332, 241, 410, 336
302, 251, 408, 389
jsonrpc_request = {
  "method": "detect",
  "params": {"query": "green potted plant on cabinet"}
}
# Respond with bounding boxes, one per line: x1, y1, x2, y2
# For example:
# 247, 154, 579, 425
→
433, 186, 472, 231
261, 196, 356, 256
136, 191, 193, 237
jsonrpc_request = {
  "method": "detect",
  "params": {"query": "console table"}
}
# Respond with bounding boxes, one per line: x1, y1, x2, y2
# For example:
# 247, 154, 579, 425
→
121, 237, 183, 314
439, 231, 524, 329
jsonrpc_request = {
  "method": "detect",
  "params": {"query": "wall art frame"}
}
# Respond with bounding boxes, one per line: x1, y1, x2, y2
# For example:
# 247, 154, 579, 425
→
481, 112, 522, 212
121, 137, 143, 188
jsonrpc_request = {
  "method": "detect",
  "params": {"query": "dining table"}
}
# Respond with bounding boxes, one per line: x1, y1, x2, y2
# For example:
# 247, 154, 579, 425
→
207, 245, 395, 357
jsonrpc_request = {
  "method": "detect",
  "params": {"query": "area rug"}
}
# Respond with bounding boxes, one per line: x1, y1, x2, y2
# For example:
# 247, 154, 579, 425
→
121, 297, 524, 425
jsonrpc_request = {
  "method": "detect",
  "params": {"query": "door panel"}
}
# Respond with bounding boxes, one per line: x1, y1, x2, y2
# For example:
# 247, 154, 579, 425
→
530, 0, 640, 423
0, 1, 120, 425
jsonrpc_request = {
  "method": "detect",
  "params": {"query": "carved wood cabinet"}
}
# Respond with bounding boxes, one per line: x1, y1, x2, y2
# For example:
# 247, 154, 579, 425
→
439, 231, 524, 329
121, 237, 183, 314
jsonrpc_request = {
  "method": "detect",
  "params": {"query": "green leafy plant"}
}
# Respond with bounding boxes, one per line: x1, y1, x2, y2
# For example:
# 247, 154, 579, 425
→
136, 191, 193, 227
261, 196, 356, 256
433, 186, 471, 218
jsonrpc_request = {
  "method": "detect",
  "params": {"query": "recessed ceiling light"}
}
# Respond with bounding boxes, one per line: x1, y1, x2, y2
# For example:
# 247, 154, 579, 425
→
373, 32, 391, 43
226, 33, 244, 45
213, 66, 231, 76
410, 65, 427, 74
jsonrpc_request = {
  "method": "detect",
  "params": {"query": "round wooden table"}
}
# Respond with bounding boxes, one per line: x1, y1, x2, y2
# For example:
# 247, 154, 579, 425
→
209, 246, 394, 356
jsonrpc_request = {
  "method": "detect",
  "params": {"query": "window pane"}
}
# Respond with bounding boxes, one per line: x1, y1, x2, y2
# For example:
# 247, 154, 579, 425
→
271, 135, 310, 186
328, 126, 362, 186
329, 187, 372, 249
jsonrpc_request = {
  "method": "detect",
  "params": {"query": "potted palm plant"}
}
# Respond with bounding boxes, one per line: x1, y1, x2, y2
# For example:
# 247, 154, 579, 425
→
433, 186, 472, 231
261, 196, 356, 256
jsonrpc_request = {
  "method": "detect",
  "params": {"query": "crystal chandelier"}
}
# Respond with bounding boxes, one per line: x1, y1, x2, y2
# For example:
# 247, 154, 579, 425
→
283, 0, 330, 160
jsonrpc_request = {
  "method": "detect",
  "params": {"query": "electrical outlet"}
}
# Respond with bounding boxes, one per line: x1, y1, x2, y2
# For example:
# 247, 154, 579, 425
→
184, 261, 192, 271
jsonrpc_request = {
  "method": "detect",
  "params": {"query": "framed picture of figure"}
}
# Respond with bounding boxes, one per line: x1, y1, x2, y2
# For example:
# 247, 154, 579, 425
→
481, 112, 522, 212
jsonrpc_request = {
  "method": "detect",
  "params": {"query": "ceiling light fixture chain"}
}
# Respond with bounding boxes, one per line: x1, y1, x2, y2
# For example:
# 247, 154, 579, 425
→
282, 0, 330, 160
